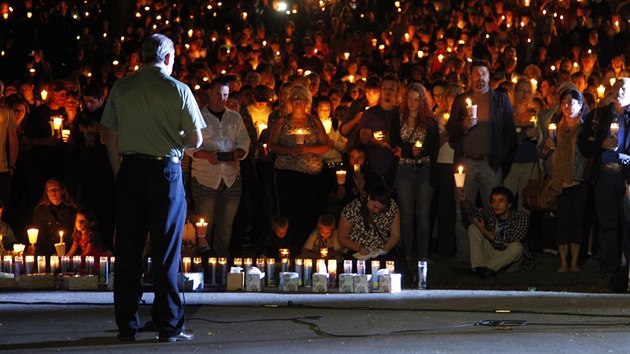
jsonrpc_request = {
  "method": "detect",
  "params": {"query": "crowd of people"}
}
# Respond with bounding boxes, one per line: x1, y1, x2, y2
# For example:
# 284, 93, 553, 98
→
0, 0, 630, 287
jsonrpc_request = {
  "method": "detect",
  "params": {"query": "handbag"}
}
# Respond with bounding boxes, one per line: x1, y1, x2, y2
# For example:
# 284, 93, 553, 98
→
522, 161, 559, 212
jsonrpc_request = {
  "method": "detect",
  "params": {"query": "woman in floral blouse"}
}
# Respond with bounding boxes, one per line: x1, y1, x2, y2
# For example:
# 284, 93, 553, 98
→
337, 185, 401, 259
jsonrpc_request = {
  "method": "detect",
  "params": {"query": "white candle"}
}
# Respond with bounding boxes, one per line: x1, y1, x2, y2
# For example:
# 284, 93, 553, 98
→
548, 123, 557, 140
316, 259, 327, 274
3, 255, 12, 273
52, 117, 63, 131
295, 258, 303, 286
343, 260, 353, 274
281, 258, 289, 272
303, 259, 312, 287
72, 255, 82, 273
454, 165, 466, 188
40, 90, 48, 101
50, 256, 60, 274
14, 256, 22, 275
25, 255, 35, 274
59, 230, 64, 244
266, 258, 275, 286
327, 259, 337, 286
356, 260, 366, 275
99, 256, 108, 283
386, 260, 395, 273
85, 256, 94, 275
182, 257, 192, 273
37, 255, 46, 273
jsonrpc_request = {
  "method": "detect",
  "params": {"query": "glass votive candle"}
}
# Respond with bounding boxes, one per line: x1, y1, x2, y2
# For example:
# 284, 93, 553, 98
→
182, 257, 192, 273
25, 255, 35, 274
85, 256, 94, 275
343, 260, 353, 274
37, 256, 47, 273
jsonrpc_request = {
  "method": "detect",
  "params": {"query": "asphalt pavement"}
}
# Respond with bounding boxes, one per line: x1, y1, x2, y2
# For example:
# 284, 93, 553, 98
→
1, 289, 630, 353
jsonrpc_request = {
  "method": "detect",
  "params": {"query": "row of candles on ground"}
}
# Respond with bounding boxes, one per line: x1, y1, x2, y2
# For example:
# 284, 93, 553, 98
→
1, 255, 111, 282
182, 255, 396, 287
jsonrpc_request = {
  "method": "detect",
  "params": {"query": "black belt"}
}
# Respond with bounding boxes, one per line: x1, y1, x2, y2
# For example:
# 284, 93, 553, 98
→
464, 154, 488, 161
123, 153, 180, 164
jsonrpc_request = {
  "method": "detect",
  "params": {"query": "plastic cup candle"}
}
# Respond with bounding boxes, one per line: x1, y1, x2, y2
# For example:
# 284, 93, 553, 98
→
343, 260, 353, 274
357, 260, 366, 275
548, 123, 557, 140
303, 259, 312, 286
25, 255, 35, 274
40, 90, 48, 101
294, 128, 307, 145
266, 258, 275, 286
52, 117, 63, 132
353, 164, 360, 174
373, 130, 384, 141
414, 140, 423, 148
85, 256, 94, 275
195, 218, 208, 238
27, 228, 39, 245
530, 116, 538, 127
182, 257, 192, 273
610, 78, 617, 87
320, 247, 329, 259
336, 170, 347, 185
13, 243, 25, 253
611, 122, 620, 138
61, 129, 70, 142
295, 258, 303, 286
454, 165, 466, 188
443, 112, 450, 123
328, 259, 337, 286
37, 256, 46, 273
530, 78, 538, 92
597, 85, 606, 98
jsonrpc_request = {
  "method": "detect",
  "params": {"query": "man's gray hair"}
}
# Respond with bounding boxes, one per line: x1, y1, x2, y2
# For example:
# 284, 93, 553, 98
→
141, 33, 174, 64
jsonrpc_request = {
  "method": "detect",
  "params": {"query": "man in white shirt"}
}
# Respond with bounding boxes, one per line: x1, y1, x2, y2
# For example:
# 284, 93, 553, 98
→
188, 79, 251, 257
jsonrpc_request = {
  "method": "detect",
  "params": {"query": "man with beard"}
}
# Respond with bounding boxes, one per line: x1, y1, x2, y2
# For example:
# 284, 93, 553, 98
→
446, 59, 516, 263
446, 59, 516, 208
579, 77, 630, 275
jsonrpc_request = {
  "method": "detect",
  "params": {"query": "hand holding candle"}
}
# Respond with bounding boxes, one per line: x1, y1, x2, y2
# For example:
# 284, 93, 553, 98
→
195, 218, 208, 238
465, 98, 478, 127
454, 165, 466, 188
548, 123, 557, 142
336, 170, 347, 185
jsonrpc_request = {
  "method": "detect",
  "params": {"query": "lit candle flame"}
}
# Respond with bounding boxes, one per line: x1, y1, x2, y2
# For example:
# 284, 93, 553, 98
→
458, 165, 463, 174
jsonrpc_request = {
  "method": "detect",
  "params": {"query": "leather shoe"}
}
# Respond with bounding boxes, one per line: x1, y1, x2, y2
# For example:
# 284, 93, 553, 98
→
158, 329, 195, 342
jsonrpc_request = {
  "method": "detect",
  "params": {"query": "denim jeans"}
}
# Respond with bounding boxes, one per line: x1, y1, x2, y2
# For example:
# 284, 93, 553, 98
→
394, 164, 433, 260
191, 176, 242, 258
462, 158, 502, 209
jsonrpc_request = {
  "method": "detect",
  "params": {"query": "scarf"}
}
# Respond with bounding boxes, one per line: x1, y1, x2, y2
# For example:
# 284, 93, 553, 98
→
551, 118, 580, 192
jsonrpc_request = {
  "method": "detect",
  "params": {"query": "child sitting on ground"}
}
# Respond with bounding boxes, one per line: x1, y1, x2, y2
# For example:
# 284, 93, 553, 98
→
301, 214, 341, 260
66, 208, 111, 257
258, 215, 293, 259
